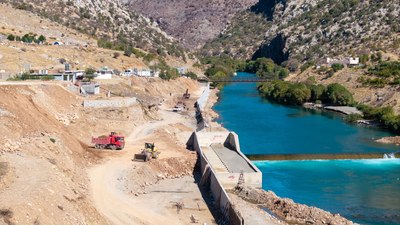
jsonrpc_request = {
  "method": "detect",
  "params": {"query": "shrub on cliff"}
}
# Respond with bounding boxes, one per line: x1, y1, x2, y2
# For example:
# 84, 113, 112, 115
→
159, 68, 179, 81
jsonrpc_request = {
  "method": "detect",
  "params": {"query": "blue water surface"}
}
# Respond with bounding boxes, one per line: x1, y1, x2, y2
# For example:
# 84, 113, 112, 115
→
213, 72, 400, 225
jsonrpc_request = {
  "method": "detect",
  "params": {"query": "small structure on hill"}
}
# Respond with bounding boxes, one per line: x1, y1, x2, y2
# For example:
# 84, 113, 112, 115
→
326, 57, 360, 67
79, 82, 100, 95
94, 67, 113, 79
176, 67, 187, 75
0, 70, 10, 80
31, 68, 84, 82
134, 68, 152, 77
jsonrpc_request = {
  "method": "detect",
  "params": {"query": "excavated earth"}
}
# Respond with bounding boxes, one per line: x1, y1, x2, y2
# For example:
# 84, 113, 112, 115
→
0, 77, 214, 225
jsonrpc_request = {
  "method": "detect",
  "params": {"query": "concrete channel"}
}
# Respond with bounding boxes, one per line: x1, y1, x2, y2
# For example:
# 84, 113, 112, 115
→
187, 131, 262, 225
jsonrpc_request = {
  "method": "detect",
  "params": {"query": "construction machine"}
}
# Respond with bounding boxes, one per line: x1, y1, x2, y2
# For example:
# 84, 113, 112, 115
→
183, 89, 190, 99
133, 143, 160, 162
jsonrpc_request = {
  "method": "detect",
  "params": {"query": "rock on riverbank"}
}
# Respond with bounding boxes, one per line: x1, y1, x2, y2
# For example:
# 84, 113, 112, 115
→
376, 136, 400, 145
234, 187, 356, 225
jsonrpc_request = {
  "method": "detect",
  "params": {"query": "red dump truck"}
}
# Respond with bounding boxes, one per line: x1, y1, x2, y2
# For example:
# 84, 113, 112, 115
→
92, 132, 125, 150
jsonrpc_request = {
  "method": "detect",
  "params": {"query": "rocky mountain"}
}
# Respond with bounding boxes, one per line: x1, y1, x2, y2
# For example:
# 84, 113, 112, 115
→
202, 0, 400, 65
0, 0, 186, 58
125, 0, 257, 49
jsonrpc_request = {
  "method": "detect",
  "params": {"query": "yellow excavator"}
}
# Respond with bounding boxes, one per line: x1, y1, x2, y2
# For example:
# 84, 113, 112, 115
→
133, 143, 160, 162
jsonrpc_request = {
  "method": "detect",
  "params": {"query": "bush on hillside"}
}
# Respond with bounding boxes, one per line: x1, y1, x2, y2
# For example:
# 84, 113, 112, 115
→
324, 83, 354, 105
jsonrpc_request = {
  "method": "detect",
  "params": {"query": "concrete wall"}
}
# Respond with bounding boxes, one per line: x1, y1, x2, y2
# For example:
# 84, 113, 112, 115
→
195, 83, 210, 131
197, 83, 210, 111
81, 84, 100, 95
83, 97, 137, 108
192, 133, 244, 225
189, 131, 265, 224
0, 72, 11, 80
190, 132, 262, 189
224, 132, 262, 174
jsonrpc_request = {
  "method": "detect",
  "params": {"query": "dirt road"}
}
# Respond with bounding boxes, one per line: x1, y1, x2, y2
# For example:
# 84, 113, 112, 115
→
88, 109, 215, 225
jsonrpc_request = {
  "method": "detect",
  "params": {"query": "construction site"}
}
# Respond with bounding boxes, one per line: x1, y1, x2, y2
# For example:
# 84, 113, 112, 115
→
0, 4, 361, 225
0, 72, 359, 225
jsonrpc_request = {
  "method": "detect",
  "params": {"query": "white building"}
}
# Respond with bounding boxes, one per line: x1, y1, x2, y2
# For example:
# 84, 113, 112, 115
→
95, 67, 113, 79
134, 68, 152, 77
348, 57, 360, 66
177, 67, 187, 75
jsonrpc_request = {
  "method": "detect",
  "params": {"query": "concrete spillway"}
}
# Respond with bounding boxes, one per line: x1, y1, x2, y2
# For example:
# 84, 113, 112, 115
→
211, 143, 256, 173
246, 152, 400, 161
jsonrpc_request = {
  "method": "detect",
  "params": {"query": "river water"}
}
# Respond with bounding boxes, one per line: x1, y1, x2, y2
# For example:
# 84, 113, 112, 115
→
213, 72, 400, 225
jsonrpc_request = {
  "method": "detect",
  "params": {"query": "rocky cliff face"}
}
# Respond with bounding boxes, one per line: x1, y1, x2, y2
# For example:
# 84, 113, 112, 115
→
1, 0, 186, 57
202, 0, 400, 64
126, 0, 257, 49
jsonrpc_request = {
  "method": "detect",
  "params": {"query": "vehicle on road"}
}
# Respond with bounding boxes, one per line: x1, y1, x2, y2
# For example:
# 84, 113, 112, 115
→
133, 143, 160, 161
92, 132, 125, 150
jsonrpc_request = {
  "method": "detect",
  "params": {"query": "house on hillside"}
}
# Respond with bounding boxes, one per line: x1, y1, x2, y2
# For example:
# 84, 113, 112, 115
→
0, 70, 10, 80
326, 57, 360, 67
30, 68, 84, 82
151, 70, 160, 78
94, 67, 113, 79
134, 68, 152, 77
0, 34, 6, 43
348, 57, 360, 67
176, 67, 187, 75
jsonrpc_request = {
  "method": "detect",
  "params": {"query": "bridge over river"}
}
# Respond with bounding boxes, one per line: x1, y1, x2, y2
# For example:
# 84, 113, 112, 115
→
201, 77, 271, 83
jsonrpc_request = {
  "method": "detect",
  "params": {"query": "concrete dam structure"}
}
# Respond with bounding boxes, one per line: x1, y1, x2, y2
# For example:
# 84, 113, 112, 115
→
188, 131, 262, 189
187, 131, 262, 225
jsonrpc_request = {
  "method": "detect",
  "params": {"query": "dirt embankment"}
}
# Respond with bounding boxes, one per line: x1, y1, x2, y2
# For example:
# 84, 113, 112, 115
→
0, 76, 205, 225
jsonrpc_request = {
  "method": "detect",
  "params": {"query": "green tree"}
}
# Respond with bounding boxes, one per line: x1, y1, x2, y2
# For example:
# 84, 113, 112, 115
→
85, 67, 96, 75
37, 35, 46, 43
324, 83, 354, 105
331, 63, 344, 72
160, 68, 179, 81
286, 83, 311, 105
185, 72, 198, 80
124, 47, 132, 57
7, 34, 15, 41
310, 84, 326, 101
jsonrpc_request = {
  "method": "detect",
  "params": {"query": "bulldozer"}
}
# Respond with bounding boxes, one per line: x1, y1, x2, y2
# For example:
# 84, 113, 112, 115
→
133, 143, 160, 162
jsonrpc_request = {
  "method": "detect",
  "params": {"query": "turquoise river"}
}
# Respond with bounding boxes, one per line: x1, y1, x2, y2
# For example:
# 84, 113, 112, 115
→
213, 72, 400, 225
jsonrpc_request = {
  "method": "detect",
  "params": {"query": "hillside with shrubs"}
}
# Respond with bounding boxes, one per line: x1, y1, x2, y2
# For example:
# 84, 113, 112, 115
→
202, 0, 399, 67
1, 0, 186, 59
